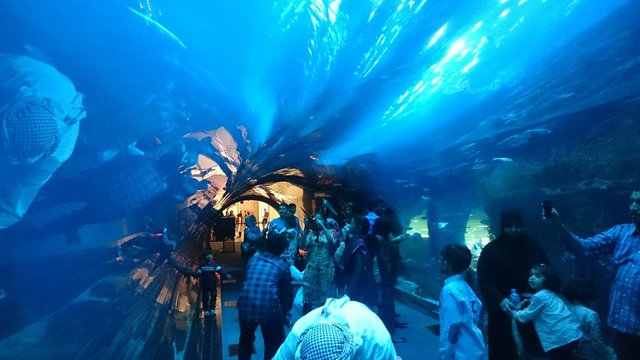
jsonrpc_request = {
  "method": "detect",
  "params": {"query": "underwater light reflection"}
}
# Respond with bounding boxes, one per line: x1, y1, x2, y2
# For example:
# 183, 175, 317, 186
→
428, 24, 448, 48
380, 0, 542, 125
356, 0, 415, 80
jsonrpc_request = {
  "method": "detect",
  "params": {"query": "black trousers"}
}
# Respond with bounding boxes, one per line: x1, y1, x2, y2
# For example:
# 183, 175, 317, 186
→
614, 331, 640, 360
546, 340, 578, 359
201, 287, 216, 312
377, 282, 396, 333
238, 315, 285, 360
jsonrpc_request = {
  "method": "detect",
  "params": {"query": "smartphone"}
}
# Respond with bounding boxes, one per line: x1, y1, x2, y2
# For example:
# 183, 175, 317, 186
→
542, 199, 553, 220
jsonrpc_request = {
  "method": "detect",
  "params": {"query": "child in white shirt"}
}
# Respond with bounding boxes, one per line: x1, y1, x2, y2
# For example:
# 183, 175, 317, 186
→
510, 264, 582, 359
439, 244, 486, 360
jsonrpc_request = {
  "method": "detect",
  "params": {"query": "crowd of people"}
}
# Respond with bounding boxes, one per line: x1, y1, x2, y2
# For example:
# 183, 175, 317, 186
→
189, 190, 640, 360
236, 199, 407, 359
473, 194, 640, 360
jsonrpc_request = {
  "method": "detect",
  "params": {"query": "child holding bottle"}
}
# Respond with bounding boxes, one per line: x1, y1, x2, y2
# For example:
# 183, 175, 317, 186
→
509, 264, 582, 359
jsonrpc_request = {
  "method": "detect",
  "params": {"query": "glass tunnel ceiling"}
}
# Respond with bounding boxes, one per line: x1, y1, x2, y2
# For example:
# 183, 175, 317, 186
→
1, 1, 640, 358
0, 0, 636, 211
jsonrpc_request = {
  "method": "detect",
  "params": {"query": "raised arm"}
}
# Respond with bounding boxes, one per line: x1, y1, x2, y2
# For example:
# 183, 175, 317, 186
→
549, 209, 617, 256
318, 198, 339, 218
317, 219, 336, 245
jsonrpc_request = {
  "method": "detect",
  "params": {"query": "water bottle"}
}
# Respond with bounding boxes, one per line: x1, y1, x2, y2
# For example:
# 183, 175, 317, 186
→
509, 288, 521, 306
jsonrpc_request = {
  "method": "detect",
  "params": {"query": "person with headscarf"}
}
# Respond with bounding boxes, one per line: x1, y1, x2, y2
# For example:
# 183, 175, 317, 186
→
272, 295, 398, 360
0, 53, 85, 228
477, 208, 550, 359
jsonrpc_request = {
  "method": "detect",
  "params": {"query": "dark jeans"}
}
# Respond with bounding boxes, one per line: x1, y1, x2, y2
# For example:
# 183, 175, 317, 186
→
238, 316, 285, 360
546, 340, 578, 359
201, 288, 216, 312
614, 331, 640, 360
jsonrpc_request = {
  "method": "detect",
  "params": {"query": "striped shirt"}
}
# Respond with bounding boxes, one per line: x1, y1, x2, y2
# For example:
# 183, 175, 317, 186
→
237, 252, 293, 322
569, 223, 640, 335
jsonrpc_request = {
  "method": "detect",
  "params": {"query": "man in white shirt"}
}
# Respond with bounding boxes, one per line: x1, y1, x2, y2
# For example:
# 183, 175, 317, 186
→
272, 296, 399, 360
439, 244, 486, 360
0, 53, 85, 229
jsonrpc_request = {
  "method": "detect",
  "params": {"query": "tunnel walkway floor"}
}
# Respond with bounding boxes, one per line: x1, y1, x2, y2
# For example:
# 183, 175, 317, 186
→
210, 238, 440, 360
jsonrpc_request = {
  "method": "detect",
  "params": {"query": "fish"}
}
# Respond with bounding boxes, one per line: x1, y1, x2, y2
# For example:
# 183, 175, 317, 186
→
524, 128, 552, 136
492, 157, 513, 162
97, 148, 121, 162
457, 142, 477, 152
128, 7, 187, 49
497, 128, 552, 148
497, 134, 528, 148
126, 141, 145, 156
438, 222, 448, 229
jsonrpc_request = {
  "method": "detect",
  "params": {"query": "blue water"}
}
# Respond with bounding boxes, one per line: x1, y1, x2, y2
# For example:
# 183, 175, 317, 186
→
1, 0, 639, 358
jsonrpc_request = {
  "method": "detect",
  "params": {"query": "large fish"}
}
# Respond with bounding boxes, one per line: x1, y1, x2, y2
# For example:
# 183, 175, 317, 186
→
128, 7, 187, 49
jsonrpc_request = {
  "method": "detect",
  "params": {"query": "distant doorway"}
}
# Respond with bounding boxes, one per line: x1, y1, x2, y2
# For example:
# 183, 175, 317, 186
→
464, 208, 491, 270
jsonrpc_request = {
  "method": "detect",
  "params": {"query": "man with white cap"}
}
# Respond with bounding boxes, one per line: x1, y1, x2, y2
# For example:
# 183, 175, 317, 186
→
272, 295, 399, 360
0, 53, 85, 228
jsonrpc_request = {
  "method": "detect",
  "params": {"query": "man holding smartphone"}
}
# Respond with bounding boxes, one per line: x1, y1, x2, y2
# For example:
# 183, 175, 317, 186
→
547, 191, 640, 360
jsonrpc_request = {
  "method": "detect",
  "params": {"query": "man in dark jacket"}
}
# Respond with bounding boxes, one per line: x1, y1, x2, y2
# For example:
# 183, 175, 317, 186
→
196, 253, 232, 316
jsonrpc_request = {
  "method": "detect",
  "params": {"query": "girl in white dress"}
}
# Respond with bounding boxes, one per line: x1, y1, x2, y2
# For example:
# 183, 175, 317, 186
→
510, 264, 582, 359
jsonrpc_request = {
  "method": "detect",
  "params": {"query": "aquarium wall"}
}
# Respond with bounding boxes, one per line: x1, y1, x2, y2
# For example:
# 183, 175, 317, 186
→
1, 0, 639, 358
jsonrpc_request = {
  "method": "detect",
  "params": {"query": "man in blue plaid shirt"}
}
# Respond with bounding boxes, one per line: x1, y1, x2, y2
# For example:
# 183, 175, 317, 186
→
237, 232, 293, 360
550, 191, 640, 360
